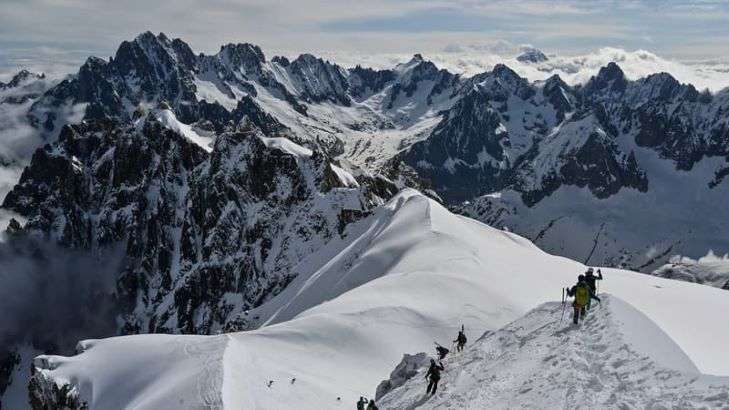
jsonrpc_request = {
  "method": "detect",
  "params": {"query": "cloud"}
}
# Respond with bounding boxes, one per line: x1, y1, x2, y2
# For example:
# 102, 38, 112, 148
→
1, 0, 728, 63
320, 46, 729, 92
0, 166, 23, 204
0, 46, 91, 81
0, 78, 55, 205
0, 238, 124, 354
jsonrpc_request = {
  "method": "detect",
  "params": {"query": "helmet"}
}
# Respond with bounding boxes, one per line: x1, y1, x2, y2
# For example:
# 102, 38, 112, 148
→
578, 274, 585, 281
587, 267, 594, 273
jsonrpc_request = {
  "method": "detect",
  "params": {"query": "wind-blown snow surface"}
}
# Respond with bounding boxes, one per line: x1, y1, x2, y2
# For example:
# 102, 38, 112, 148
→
33, 191, 729, 409
378, 296, 729, 409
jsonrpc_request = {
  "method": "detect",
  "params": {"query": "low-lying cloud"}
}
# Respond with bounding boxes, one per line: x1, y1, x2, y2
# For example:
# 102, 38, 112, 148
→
0, 238, 125, 355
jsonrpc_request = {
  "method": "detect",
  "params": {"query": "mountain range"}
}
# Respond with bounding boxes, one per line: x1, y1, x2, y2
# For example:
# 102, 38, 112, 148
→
1, 31, 728, 409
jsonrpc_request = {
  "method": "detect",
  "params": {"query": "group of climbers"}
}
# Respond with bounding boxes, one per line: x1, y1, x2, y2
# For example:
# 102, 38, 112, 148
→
352, 267, 604, 406
565, 267, 603, 324
424, 325, 468, 397
357, 396, 378, 410
420, 268, 602, 403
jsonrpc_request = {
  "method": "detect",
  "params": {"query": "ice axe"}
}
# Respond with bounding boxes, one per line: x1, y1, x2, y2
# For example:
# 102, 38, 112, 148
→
559, 287, 567, 323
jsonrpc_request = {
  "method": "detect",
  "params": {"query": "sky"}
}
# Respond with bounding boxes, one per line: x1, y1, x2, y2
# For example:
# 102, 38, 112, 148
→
1, 0, 728, 76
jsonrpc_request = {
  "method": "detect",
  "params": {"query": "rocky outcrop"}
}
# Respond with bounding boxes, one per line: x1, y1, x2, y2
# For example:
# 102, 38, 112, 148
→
28, 364, 85, 410
375, 353, 429, 401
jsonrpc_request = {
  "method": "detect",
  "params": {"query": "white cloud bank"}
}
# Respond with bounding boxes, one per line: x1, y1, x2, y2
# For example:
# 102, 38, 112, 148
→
318, 46, 729, 92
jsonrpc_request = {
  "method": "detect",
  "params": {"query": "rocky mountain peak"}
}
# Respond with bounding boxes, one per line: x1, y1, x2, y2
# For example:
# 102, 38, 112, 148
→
542, 74, 575, 121
288, 54, 350, 105
0, 69, 45, 89
272, 55, 290, 67
516, 47, 548, 63
80, 55, 108, 70
598, 62, 626, 82
543, 74, 567, 90
583, 62, 627, 95
472, 63, 534, 100
639, 72, 694, 102
396, 54, 429, 74
219, 42, 267, 66
492, 63, 519, 80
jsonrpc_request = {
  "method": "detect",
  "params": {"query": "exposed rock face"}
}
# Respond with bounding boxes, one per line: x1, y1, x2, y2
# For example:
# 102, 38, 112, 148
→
401, 61, 729, 205
386, 55, 459, 110
347, 66, 396, 101
2, 114, 396, 335
28, 361, 85, 410
375, 352, 429, 401
582, 64, 729, 171
402, 87, 509, 200
514, 113, 649, 206
288, 54, 351, 106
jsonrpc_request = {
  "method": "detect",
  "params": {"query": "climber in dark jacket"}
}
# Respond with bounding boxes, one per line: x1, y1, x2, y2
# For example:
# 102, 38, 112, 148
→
583, 268, 603, 309
425, 359, 444, 395
435, 343, 449, 360
454, 329, 467, 352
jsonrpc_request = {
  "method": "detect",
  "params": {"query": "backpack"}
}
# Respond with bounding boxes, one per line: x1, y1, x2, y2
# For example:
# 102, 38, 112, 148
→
575, 284, 589, 307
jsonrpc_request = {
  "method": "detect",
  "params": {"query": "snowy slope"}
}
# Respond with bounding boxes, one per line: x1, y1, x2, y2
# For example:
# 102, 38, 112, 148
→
378, 296, 729, 409
31, 190, 729, 409
152, 109, 215, 152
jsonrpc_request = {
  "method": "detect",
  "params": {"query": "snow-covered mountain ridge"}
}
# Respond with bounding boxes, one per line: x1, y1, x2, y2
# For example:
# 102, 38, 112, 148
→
27, 191, 729, 409
378, 296, 729, 409
1, 31, 729, 408
6, 32, 727, 274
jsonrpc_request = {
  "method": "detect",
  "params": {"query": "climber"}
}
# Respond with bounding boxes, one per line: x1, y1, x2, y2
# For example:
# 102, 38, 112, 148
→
425, 359, 444, 395
454, 326, 467, 352
366, 399, 379, 410
434, 342, 449, 360
357, 396, 367, 410
583, 268, 604, 310
566, 275, 600, 324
